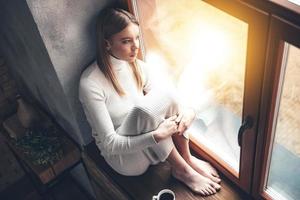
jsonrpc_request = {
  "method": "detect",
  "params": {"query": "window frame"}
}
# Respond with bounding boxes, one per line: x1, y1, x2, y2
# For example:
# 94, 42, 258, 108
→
252, 15, 300, 200
126, 0, 269, 193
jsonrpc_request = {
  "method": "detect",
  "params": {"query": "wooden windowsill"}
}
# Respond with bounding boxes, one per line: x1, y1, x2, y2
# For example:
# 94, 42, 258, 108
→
83, 142, 251, 200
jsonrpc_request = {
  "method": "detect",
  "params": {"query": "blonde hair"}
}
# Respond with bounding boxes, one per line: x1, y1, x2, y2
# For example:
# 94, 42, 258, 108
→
96, 8, 143, 96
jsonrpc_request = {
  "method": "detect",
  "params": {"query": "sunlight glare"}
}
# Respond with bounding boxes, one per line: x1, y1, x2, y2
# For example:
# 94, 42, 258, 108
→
189, 25, 231, 71
145, 51, 174, 90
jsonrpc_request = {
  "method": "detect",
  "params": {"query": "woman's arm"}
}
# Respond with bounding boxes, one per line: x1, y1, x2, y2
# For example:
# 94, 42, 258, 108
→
79, 79, 157, 156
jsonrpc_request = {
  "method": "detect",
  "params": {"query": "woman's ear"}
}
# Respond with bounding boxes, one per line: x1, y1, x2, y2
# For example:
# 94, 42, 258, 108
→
105, 39, 111, 51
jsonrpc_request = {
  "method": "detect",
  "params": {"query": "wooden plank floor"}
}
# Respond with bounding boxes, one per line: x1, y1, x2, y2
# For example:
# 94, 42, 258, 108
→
85, 142, 252, 200
0, 174, 92, 200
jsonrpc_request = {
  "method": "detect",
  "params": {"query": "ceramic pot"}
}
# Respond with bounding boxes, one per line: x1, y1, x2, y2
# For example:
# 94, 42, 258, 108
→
16, 95, 39, 128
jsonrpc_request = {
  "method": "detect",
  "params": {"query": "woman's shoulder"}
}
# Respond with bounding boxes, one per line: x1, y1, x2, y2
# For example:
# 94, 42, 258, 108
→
79, 61, 109, 95
80, 61, 106, 86
80, 61, 100, 79
79, 61, 109, 101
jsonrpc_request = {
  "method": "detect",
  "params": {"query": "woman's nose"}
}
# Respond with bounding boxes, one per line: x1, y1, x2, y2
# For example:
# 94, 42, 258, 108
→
132, 40, 139, 50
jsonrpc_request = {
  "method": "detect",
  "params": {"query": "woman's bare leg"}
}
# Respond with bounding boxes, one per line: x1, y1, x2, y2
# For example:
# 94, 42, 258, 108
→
172, 134, 221, 183
167, 147, 220, 196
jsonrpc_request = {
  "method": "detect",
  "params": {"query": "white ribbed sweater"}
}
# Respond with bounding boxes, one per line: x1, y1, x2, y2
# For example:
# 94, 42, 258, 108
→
79, 56, 158, 156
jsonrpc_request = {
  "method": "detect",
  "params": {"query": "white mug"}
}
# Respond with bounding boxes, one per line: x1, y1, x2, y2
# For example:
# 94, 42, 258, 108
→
152, 189, 175, 200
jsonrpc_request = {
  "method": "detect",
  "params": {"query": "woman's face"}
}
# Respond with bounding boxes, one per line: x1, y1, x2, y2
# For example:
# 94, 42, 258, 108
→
107, 22, 140, 63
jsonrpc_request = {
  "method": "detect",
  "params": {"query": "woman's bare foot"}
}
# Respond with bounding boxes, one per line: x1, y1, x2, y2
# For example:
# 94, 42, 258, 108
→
187, 156, 221, 183
172, 165, 221, 196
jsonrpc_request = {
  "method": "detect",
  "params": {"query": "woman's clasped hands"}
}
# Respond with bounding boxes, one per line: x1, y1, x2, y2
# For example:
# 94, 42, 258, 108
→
175, 108, 196, 136
153, 108, 196, 143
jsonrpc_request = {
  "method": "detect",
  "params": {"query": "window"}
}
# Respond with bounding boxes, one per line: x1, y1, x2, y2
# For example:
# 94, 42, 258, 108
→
265, 43, 300, 200
128, 0, 269, 192
288, 0, 300, 6
253, 15, 300, 200
133, 0, 249, 173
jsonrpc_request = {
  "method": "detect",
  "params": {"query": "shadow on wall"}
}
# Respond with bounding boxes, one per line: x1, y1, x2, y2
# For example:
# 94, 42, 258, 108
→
0, 0, 128, 146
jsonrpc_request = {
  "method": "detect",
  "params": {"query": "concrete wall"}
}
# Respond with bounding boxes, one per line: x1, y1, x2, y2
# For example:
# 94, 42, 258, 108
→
0, 0, 71, 137
0, 0, 115, 146
26, 0, 113, 145
0, 0, 125, 196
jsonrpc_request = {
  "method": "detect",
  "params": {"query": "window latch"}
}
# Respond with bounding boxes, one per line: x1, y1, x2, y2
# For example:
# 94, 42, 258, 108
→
238, 115, 253, 147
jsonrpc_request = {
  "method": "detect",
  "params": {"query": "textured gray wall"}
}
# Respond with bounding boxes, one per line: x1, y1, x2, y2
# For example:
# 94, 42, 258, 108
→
1, 0, 114, 146
0, 0, 120, 196
26, 0, 113, 145
0, 0, 74, 140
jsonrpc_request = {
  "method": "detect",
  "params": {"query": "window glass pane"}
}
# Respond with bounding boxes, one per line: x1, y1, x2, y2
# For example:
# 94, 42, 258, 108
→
135, 0, 248, 173
266, 43, 300, 200
288, 0, 300, 6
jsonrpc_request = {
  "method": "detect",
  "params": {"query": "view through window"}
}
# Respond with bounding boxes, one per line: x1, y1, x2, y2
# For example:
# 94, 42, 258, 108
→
266, 43, 300, 200
135, 0, 248, 172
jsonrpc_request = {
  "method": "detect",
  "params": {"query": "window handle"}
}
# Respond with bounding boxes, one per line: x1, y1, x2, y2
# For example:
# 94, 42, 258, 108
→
238, 116, 253, 147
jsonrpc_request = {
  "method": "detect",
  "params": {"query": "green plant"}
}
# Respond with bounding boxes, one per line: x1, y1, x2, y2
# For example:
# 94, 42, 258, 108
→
13, 126, 65, 166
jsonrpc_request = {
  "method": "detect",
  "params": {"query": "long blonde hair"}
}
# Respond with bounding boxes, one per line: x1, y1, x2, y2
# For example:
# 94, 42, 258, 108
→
96, 8, 143, 96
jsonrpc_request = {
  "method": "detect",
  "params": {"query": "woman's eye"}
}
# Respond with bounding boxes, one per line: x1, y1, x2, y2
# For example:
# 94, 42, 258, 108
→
122, 40, 131, 44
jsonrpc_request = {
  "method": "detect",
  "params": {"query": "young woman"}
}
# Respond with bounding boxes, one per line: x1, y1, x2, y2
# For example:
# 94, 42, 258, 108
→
79, 8, 221, 196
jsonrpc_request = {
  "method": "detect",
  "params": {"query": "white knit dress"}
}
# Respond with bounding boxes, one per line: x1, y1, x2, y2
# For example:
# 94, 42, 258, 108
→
79, 56, 178, 176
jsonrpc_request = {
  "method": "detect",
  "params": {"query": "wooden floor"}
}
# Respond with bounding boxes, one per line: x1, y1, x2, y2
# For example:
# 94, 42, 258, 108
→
1, 141, 253, 200
0, 174, 92, 200
84, 142, 253, 200
0, 162, 252, 200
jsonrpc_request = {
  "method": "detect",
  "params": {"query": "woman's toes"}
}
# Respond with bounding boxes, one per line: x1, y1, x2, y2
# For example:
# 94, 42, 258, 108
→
199, 189, 206, 196
203, 189, 210, 196
205, 188, 212, 195
207, 187, 214, 195
211, 182, 221, 191
172, 166, 221, 196
210, 175, 221, 183
212, 172, 220, 178
208, 186, 216, 194
209, 168, 220, 178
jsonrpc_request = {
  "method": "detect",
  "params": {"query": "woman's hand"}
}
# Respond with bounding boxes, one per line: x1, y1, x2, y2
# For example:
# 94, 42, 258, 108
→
153, 115, 178, 143
175, 108, 196, 136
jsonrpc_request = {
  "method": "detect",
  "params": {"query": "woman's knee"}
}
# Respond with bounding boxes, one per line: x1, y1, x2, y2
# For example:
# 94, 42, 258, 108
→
130, 105, 160, 132
131, 89, 180, 120
132, 104, 152, 117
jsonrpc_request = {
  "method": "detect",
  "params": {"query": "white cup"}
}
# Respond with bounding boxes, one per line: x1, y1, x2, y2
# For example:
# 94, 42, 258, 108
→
152, 189, 175, 200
